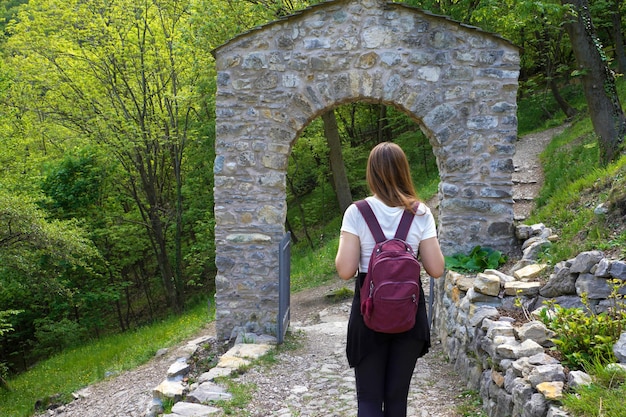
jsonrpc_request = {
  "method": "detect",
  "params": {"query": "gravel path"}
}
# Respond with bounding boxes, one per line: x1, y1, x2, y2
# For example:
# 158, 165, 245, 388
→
35, 126, 565, 417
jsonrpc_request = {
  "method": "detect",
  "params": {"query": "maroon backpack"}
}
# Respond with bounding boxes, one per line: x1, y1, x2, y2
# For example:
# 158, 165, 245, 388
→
356, 200, 421, 334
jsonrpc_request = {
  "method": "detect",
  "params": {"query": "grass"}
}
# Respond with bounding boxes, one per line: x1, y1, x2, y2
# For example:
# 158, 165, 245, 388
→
456, 390, 487, 417
562, 360, 626, 417
0, 299, 214, 417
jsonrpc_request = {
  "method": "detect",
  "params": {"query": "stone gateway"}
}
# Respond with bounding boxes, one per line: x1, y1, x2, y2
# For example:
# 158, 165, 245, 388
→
212, 0, 520, 340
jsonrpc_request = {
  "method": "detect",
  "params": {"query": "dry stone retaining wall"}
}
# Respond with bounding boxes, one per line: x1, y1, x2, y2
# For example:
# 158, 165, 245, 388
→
432, 223, 626, 417
212, 0, 520, 340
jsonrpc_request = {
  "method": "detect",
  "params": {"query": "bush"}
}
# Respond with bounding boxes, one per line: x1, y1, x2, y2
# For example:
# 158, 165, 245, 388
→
32, 318, 88, 358
538, 280, 626, 370
444, 246, 507, 273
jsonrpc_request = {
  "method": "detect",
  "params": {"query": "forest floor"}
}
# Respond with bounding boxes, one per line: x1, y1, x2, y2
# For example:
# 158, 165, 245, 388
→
34, 125, 566, 417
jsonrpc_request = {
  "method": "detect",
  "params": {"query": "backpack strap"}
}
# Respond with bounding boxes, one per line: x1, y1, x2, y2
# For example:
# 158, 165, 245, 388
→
355, 200, 415, 243
394, 209, 414, 241
355, 200, 386, 243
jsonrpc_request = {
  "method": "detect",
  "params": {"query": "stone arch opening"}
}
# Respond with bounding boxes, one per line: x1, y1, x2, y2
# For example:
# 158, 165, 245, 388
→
212, 0, 520, 340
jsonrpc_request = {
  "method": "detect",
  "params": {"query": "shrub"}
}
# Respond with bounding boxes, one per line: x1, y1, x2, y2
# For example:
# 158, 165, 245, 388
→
444, 246, 507, 273
538, 280, 626, 370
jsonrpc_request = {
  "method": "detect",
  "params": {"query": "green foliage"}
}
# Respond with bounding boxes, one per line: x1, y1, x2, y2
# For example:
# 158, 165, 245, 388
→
40, 150, 106, 219
0, 310, 21, 337
539, 281, 626, 370
325, 287, 354, 302
445, 246, 507, 273
0, 299, 212, 416
562, 358, 626, 417
517, 82, 586, 135
290, 223, 341, 293
456, 390, 487, 417
563, 382, 626, 417
31, 318, 88, 359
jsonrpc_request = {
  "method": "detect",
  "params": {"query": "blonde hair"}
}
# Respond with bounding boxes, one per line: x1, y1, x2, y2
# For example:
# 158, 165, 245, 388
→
366, 142, 420, 211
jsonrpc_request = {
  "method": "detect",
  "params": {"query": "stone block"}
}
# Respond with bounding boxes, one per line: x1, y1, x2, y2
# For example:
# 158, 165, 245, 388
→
475, 272, 501, 296
570, 250, 604, 273
575, 273, 612, 299
536, 381, 563, 401
504, 281, 542, 296
170, 401, 221, 416
513, 264, 548, 281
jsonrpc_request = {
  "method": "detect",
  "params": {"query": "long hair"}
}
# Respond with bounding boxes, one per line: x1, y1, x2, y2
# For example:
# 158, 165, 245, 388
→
366, 142, 420, 211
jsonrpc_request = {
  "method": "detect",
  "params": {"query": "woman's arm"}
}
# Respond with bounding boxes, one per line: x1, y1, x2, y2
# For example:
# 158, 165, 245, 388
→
419, 236, 445, 278
335, 231, 360, 280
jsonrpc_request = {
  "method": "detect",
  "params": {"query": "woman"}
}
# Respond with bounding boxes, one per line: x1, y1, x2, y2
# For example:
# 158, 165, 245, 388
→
335, 142, 445, 417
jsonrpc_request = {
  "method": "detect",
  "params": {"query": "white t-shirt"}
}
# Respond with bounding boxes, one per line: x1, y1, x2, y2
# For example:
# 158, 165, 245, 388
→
340, 196, 438, 273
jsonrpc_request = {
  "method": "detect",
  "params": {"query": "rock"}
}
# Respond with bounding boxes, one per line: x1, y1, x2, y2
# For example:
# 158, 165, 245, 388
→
547, 405, 571, 417
570, 250, 604, 274
225, 343, 273, 360
516, 321, 555, 346
504, 281, 542, 296
522, 239, 552, 261
468, 305, 500, 327
169, 401, 221, 416
594, 203, 609, 215
155, 348, 169, 357
466, 287, 502, 306
614, 332, 626, 363
513, 264, 548, 281
568, 370, 593, 388
486, 321, 516, 339
610, 260, 626, 280
154, 378, 185, 401
536, 381, 564, 400
492, 369, 505, 387
526, 393, 548, 417
187, 382, 232, 404
594, 258, 612, 277
575, 273, 612, 299
516, 339, 545, 358
216, 355, 250, 369
527, 364, 566, 388
540, 262, 577, 297
516, 224, 534, 240
483, 269, 516, 284
197, 367, 233, 383
474, 272, 501, 296
144, 398, 164, 417
456, 276, 475, 291
168, 359, 191, 378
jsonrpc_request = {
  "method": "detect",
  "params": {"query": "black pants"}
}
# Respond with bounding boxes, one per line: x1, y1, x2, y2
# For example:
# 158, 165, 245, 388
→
354, 337, 425, 417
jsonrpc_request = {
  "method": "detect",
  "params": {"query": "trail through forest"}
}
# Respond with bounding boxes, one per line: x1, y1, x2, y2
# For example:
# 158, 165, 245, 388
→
34, 125, 566, 417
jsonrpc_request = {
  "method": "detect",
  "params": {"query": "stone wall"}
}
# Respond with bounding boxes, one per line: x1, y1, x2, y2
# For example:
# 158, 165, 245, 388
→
432, 223, 626, 417
212, 0, 520, 340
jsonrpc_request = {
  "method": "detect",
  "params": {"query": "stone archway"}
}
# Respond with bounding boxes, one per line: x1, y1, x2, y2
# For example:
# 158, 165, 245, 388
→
212, 0, 520, 340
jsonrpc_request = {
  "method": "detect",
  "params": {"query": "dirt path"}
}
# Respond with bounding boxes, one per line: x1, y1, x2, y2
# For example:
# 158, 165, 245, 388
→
34, 125, 566, 417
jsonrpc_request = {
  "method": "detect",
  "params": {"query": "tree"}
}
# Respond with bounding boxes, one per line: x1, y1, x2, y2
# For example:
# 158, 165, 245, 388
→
322, 110, 353, 213
561, 0, 626, 163
5, 0, 208, 312
608, 0, 626, 74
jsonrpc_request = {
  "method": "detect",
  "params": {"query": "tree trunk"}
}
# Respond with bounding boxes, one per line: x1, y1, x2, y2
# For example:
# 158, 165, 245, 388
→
561, 0, 626, 164
133, 157, 182, 313
533, 20, 578, 120
376, 105, 393, 143
610, 0, 626, 75
322, 110, 353, 213
549, 77, 578, 119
